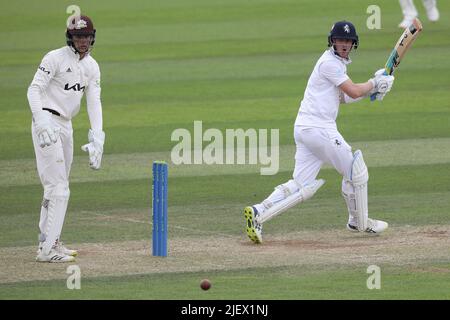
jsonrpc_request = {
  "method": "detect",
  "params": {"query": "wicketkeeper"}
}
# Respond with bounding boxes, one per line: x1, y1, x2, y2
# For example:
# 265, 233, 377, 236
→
244, 21, 394, 244
27, 15, 105, 262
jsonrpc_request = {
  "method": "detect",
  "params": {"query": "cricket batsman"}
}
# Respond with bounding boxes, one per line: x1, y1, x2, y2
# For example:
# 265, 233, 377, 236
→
244, 21, 394, 244
27, 15, 105, 262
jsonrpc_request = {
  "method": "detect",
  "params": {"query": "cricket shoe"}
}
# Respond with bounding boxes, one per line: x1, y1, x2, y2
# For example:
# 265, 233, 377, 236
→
347, 218, 388, 234
54, 240, 78, 257
426, 7, 439, 22
36, 248, 75, 263
244, 206, 262, 244
36, 240, 78, 256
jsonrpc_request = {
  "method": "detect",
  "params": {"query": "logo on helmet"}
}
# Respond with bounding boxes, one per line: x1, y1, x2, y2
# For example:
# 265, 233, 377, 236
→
344, 24, 350, 33
75, 19, 88, 29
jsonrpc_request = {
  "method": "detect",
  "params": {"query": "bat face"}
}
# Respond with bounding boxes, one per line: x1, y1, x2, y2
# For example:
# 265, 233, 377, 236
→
385, 18, 423, 75
371, 18, 422, 100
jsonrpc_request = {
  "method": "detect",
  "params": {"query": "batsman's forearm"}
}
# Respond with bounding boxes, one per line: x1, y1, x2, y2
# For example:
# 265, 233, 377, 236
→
342, 93, 365, 104
339, 79, 375, 99
352, 81, 375, 98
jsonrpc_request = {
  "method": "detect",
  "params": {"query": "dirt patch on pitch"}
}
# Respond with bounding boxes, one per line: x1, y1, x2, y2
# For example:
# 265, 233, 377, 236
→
1, 224, 449, 284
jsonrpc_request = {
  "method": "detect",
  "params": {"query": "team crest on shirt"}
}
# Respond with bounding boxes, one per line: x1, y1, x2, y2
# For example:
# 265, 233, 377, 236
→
343, 24, 350, 33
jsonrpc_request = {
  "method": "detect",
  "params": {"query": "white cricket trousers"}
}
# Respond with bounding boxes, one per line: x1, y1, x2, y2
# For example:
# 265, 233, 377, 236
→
293, 126, 354, 189
31, 113, 73, 243
255, 125, 358, 225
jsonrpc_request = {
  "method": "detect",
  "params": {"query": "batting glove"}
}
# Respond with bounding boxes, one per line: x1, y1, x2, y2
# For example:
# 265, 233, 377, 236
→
369, 69, 395, 95
32, 110, 59, 148
374, 68, 387, 77
376, 76, 395, 94
81, 129, 105, 170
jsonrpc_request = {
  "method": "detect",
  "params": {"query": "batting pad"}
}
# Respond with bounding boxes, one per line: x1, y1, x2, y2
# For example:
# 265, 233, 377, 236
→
350, 150, 369, 231
256, 179, 325, 224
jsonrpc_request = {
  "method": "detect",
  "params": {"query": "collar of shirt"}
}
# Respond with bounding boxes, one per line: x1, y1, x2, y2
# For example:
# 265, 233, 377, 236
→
328, 48, 352, 65
65, 45, 90, 61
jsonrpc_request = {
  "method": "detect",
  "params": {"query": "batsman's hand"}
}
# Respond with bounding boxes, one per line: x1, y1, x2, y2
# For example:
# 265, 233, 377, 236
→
376, 75, 395, 94
81, 129, 105, 170
374, 68, 387, 77
369, 68, 395, 97
32, 110, 60, 148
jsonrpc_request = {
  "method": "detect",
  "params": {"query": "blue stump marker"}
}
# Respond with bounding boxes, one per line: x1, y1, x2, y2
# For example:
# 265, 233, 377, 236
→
152, 161, 168, 257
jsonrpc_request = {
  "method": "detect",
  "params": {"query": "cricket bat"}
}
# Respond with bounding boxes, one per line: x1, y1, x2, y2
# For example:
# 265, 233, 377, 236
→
370, 18, 423, 101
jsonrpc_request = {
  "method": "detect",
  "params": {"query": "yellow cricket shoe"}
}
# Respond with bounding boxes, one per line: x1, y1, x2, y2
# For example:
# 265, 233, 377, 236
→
244, 206, 262, 244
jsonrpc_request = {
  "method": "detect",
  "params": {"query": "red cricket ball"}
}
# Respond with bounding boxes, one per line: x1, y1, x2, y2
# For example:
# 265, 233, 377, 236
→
200, 279, 211, 291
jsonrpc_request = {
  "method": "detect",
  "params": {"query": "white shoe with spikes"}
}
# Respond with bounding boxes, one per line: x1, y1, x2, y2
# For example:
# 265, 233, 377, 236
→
36, 248, 75, 263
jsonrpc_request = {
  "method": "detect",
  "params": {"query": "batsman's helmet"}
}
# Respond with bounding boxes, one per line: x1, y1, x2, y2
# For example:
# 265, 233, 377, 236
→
66, 15, 96, 50
328, 21, 358, 49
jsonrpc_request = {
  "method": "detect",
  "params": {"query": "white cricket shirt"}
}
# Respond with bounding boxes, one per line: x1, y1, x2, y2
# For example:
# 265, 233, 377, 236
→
27, 46, 102, 131
295, 48, 351, 130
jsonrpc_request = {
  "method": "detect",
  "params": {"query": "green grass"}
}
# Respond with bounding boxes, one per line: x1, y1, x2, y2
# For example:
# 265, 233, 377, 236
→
1, 0, 450, 300
1, 264, 450, 300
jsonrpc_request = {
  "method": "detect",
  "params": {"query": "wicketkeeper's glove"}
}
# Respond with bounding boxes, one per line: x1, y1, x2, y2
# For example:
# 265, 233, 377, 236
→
32, 110, 59, 148
81, 129, 105, 170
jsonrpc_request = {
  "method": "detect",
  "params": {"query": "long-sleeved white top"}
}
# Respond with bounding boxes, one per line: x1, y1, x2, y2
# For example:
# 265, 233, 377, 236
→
27, 46, 102, 131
